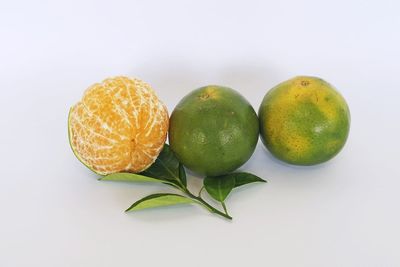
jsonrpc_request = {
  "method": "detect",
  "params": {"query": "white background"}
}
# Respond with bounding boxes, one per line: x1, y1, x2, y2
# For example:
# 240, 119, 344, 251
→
1, 0, 399, 266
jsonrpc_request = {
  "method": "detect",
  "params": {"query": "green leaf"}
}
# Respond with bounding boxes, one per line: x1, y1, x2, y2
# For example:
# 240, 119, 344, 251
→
99, 172, 175, 186
179, 163, 187, 187
125, 193, 195, 212
204, 174, 236, 202
141, 144, 182, 185
232, 172, 267, 188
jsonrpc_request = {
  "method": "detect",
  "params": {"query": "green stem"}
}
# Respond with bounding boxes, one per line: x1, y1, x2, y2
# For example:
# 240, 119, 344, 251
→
165, 180, 231, 220
221, 202, 229, 215
198, 186, 205, 197
182, 189, 232, 220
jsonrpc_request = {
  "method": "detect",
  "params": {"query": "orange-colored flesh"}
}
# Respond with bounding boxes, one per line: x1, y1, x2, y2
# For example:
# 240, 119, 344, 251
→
69, 76, 169, 175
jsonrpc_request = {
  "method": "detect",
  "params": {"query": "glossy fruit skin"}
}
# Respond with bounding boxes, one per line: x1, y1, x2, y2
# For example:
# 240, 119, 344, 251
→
259, 76, 350, 165
169, 85, 259, 176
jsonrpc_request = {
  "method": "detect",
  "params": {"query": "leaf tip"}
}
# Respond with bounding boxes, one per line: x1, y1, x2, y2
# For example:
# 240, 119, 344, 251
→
125, 207, 133, 212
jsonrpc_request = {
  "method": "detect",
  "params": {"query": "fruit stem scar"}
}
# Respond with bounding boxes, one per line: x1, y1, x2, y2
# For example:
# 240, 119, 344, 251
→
199, 93, 209, 100
301, 80, 310, 87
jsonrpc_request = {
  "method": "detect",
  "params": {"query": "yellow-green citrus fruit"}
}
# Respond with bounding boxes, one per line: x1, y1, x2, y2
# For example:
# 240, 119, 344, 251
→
169, 85, 259, 176
259, 76, 350, 165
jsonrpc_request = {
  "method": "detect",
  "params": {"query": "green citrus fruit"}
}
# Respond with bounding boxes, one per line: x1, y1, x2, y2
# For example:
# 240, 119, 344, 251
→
259, 76, 350, 165
169, 85, 259, 176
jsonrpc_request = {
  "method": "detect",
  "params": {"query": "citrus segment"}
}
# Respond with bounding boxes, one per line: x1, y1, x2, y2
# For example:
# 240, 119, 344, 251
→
68, 76, 169, 175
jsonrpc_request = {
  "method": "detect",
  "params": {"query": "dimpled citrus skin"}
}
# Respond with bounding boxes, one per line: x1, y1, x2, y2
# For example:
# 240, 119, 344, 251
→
68, 76, 169, 175
169, 86, 259, 176
259, 76, 350, 165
